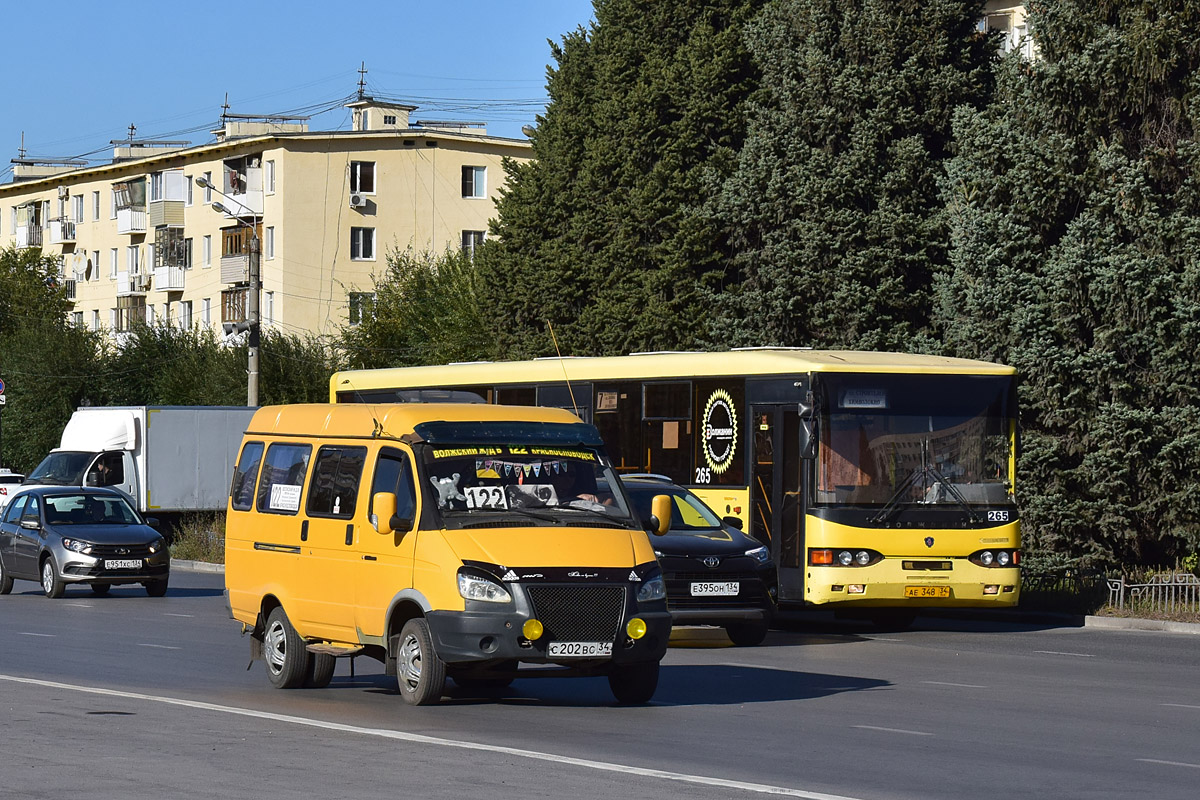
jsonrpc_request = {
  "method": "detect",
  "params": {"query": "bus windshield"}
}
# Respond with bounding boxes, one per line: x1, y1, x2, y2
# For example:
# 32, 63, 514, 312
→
421, 443, 636, 527
813, 373, 1016, 507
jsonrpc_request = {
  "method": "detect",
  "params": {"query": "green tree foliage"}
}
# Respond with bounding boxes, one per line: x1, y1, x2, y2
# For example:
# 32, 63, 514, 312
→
338, 247, 496, 369
937, 1, 1200, 566
483, 0, 767, 357
710, 0, 994, 350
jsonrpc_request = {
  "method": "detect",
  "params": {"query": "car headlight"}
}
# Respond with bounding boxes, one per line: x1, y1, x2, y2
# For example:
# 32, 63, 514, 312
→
147, 537, 167, 554
745, 546, 770, 565
457, 572, 512, 603
637, 575, 666, 603
61, 538, 93, 554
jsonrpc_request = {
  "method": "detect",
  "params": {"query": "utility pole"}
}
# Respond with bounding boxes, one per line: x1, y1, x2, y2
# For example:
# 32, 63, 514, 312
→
247, 231, 260, 407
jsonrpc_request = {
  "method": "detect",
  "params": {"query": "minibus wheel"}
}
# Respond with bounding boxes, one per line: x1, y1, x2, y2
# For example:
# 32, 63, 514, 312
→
724, 621, 769, 647
264, 606, 310, 689
397, 618, 446, 705
608, 661, 659, 705
305, 654, 336, 689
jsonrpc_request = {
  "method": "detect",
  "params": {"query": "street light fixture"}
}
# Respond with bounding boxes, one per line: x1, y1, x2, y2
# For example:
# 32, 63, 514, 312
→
194, 175, 260, 407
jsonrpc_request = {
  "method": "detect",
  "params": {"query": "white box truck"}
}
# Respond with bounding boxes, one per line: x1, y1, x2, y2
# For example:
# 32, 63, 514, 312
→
1, 406, 256, 518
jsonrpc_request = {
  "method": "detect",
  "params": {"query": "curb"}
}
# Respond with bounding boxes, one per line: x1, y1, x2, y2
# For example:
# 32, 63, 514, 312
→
172, 559, 225, 574
1083, 615, 1200, 635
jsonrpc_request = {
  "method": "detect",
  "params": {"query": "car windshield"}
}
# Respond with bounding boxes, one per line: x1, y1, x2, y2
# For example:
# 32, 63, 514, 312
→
26, 452, 94, 486
43, 494, 140, 525
421, 443, 635, 526
625, 484, 724, 534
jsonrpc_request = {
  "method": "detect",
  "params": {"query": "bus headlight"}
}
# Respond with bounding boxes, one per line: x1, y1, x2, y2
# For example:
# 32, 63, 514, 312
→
637, 575, 666, 603
458, 572, 512, 603
838, 550, 854, 566
980, 550, 994, 566
996, 550, 1011, 567
855, 550, 871, 566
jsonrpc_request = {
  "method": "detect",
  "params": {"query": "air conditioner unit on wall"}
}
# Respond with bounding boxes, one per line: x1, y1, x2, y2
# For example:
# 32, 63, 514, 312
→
58, 186, 69, 200
349, 193, 367, 209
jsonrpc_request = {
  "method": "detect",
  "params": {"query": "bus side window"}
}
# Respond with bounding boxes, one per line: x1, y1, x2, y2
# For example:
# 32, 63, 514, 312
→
230, 442, 264, 512
256, 443, 312, 515
371, 448, 416, 523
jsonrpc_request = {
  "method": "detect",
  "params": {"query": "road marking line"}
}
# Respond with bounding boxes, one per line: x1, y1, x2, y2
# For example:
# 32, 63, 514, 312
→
137, 644, 182, 651
851, 725, 934, 737
0, 673, 867, 800
163, 613, 194, 618
1161, 703, 1200, 710
1033, 650, 1095, 658
865, 637, 902, 642
921, 681, 986, 689
1137, 759, 1200, 770
18, 632, 54, 638
65, 603, 93, 608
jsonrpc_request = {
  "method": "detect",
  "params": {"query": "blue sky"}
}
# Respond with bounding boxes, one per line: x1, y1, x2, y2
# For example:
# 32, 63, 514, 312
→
0, 0, 597, 182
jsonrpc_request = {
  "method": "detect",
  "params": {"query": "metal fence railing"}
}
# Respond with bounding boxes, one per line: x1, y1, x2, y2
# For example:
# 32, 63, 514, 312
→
1107, 572, 1200, 614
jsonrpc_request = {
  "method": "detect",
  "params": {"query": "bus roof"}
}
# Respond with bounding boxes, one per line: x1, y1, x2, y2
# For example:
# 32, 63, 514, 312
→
247, 403, 587, 440
330, 349, 1015, 397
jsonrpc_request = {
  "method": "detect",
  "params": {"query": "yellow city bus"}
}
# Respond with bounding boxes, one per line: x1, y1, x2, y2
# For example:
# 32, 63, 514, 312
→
330, 349, 1020, 622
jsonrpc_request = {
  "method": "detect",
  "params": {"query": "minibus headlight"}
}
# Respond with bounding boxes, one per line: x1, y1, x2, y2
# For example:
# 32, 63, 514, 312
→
637, 575, 666, 603
745, 546, 769, 565
458, 573, 512, 604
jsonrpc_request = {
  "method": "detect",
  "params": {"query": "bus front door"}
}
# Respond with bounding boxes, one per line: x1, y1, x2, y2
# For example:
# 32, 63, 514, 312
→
751, 405, 804, 603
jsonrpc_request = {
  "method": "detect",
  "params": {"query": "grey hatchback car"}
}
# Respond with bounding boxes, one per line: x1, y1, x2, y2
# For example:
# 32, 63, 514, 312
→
0, 487, 169, 598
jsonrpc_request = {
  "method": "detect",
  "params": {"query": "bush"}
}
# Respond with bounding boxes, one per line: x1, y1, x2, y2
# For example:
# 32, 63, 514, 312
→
169, 512, 225, 564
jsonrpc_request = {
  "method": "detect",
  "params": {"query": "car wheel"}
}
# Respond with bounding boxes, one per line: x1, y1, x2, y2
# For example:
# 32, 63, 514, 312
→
724, 620, 769, 647
304, 653, 336, 689
608, 660, 660, 705
0, 554, 13, 595
41, 556, 65, 598
396, 618, 445, 705
90, 583, 111, 596
144, 578, 168, 597
263, 606, 309, 689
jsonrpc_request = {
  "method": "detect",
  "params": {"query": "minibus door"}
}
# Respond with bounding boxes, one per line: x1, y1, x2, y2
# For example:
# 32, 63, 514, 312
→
356, 448, 419, 640
751, 405, 805, 603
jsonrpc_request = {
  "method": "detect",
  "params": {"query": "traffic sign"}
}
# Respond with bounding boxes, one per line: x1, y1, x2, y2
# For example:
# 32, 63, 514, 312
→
0, 395, 6, 406
0, 378, 5, 393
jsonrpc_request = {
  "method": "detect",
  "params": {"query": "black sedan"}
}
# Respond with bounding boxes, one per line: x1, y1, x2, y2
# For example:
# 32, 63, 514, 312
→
0, 487, 169, 598
622, 475, 777, 646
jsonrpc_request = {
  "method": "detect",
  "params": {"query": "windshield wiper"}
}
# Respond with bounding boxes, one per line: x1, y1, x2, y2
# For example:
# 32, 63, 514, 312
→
926, 466, 981, 524
871, 467, 924, 524
555, 504, 632, 527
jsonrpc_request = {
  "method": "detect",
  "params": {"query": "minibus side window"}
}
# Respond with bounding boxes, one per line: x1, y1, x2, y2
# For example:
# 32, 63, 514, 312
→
307, 446, 367, 519
371, 448, 416, 523
230, 441, 264, 512
256, 443, 312, 515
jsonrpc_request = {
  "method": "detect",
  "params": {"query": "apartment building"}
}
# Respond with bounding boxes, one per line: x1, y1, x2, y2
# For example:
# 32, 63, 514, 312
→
0, 97, 530, 339
980, 1, 1033, 58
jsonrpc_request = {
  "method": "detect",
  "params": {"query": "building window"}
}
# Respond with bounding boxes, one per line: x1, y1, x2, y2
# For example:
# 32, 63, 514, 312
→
266, 160, 276, 193
150, 172, 163, 202
203, 171, 212, 204
91, 251, 100, 281
127, 245, 140, 274
265, 291, 274, 326
110, 190, 118, 219
350, 161, 375, 194
71, 311, 83, 327
185, 176, 193, 206
461, 230, 485, 257
266, 226, 275, 259
384, 114, 397, 125
202, 235, 212, 268
348, 292, 374, 326
147, 304, 156, 325
110, 248, 118, 279
183, 237, 193, 269
91, 310, 100, 331
180, 300, 193, 328
462, 166, 486, 198
92, 191, 100, 221
350, 227, 375, 260
202, 298, 211, 326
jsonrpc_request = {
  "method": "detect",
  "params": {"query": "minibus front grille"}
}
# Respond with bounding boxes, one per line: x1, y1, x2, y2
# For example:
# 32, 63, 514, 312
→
526, 585, 626, 643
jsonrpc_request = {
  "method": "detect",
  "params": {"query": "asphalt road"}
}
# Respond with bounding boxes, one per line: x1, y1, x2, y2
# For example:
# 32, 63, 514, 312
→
1, 570, 1198, 800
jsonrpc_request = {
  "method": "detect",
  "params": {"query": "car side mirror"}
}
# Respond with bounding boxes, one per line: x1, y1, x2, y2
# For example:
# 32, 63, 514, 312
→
20, 519, 39, 530
144, 517, 160, 529
722, 515, 744, 530
372, 492, 410, 533
649, 494, 672, 537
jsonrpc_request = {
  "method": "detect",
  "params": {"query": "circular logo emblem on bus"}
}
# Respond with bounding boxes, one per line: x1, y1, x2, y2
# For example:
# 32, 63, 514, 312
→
703, 389, 738, 475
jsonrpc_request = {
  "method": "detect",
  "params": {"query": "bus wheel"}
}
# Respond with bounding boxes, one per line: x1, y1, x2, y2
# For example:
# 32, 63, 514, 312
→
397, 618, 446, 705
724, 621, 769, 647
608, 661, 659, 705
870, 610, 917, 632
305, 654, 336, 688
264, 606, 310, 689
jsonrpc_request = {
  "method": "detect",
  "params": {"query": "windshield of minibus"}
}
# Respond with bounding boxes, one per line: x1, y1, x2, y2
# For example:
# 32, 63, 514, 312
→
421, 443, 636, 527
813, 373, 1016, 507
26, 452, 94, 485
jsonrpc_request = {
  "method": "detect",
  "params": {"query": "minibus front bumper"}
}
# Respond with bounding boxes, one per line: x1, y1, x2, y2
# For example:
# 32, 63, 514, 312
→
426, 607, 672, 665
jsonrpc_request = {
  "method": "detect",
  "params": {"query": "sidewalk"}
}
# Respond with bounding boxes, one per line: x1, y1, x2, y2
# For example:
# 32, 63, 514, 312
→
172, 560, 1200, 635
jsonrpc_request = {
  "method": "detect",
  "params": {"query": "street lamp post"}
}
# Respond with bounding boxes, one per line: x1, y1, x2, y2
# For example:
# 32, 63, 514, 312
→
195, 175, 259, 407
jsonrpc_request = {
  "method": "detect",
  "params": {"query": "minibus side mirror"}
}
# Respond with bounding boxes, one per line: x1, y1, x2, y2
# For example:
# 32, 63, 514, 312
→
649, 494, 672, 537
371, 492, 410, 533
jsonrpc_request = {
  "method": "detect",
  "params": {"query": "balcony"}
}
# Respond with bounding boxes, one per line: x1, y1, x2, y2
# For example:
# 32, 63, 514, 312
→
16, 225, 42, 248
117, 272, 150, 296
222, 287, 248, 324
154, 266, 185, 292
49, 218, 76, 244
117, 207, 147, 234
64, 279, 77, 300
